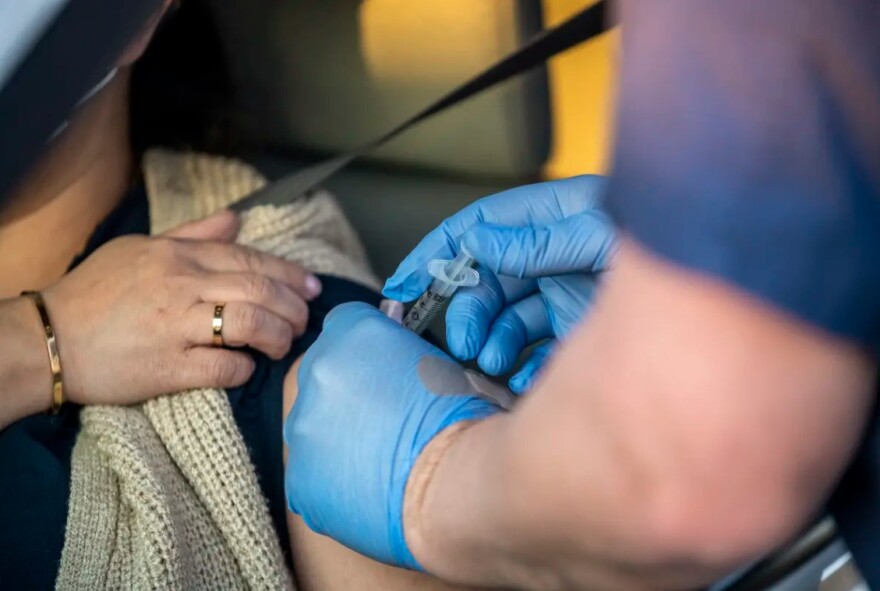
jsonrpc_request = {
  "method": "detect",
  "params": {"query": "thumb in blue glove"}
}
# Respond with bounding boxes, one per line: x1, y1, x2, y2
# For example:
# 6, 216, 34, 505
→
460, 210, 616, 279
383, 175, 610, 302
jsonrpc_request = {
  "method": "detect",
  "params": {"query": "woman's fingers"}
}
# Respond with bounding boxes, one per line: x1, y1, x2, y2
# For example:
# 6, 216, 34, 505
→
186, 241, 322, 301
173, 347, 257, 390
42, 231, 321, 405
190, 302, 297, 360
199, 272, 309, 337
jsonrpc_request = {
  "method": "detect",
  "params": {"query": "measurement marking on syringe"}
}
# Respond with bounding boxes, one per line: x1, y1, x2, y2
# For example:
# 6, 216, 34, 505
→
401, 246, 480, 335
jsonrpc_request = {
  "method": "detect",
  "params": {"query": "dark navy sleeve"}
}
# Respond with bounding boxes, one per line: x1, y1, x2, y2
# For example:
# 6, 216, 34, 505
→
605, 0, 880, 348
226, 275, 382, 572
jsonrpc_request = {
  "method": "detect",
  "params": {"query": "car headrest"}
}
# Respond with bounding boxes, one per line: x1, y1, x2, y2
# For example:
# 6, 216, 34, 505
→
206, 0, 550, 179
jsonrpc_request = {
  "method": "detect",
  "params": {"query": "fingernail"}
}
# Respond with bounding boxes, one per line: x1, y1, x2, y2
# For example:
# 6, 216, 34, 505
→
305, 275, 322, 299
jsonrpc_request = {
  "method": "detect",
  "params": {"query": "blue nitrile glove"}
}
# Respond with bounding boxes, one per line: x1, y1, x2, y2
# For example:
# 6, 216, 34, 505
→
447, 261, 600, 392
383, 176, 617, 393
284, 302, 503, 569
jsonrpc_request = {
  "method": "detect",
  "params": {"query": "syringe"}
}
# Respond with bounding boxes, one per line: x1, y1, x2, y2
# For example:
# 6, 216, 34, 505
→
379, 249, 516, 410
402, 246, 480, 335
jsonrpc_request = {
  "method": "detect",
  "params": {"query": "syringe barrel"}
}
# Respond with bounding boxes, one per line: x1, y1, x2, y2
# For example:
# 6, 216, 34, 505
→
402, 283, 447, 335
402, 245, 480, 335
427, 275, 458, 298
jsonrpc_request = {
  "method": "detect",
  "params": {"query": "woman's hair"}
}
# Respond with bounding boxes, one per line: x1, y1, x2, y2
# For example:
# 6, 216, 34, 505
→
130, 0, 237, 156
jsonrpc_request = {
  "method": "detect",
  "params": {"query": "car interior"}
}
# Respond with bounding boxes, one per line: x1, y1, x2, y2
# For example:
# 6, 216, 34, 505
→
204, 0, 614, 278
195, 1, 865, 589
0, 0, 866, 588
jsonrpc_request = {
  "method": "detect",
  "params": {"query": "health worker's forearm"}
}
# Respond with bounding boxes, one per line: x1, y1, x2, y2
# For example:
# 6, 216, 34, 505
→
401, 241, 875, 591
402, 409, 689, 591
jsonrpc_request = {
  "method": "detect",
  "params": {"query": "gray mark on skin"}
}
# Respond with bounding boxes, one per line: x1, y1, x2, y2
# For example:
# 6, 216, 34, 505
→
418, 355, 516, 410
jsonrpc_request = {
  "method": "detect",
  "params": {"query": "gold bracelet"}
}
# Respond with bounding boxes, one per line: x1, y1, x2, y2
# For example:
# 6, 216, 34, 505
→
21, 291, 64, 414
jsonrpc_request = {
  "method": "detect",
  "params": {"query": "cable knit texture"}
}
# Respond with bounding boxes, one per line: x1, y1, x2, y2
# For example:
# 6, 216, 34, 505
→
56, 149, 379, 590
145, 150, 379, 290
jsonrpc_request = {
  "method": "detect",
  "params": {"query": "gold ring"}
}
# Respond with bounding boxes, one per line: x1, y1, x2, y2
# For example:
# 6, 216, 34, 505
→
212, 303, 226, 347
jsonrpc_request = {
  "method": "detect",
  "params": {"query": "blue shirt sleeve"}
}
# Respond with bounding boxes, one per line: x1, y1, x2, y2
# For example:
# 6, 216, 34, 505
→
605, 0, 880, 348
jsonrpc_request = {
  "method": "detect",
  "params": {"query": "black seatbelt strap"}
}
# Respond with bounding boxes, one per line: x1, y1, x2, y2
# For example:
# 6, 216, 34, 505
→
0, 0, 164, 201
230, 0, 610, 212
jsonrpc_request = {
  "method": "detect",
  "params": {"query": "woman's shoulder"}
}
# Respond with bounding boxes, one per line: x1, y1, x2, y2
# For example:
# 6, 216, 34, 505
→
143, 148, 380, 290
143, 148, 266, 234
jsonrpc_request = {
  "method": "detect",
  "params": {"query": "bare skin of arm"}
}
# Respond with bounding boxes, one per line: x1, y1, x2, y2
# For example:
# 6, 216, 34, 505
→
282, 359, 486, 591
401, 240, 877, 590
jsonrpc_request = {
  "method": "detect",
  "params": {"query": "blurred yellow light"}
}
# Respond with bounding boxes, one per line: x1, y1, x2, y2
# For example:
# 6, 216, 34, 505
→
358, 0, 618, 178
543, 0, 618, 178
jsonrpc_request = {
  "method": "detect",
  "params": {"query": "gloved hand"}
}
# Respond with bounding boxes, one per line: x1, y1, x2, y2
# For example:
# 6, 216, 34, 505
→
284, 302, 503, 569
383, 176, 617, 393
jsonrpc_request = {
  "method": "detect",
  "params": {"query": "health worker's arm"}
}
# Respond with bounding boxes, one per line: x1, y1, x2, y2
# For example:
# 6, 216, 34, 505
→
403, 0, 880, 588
284, 0, 879, 588
404, 240, 876, 590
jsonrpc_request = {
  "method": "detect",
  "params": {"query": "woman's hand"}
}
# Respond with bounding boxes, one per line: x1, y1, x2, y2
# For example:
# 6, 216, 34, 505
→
40, 210, 321, 406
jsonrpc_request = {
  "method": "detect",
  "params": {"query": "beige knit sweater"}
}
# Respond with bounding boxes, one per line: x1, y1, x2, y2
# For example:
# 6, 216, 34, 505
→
56, 150, 379, 590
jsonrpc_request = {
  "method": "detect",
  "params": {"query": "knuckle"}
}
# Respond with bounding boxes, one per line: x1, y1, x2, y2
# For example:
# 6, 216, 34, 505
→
144, 238, 186, 275
498, 239, 526, 277
247, 274, 275, 303
271, 324, 295, 358
129, 238, 156, 268
497, 312, 526, 336
157, 273, 188, 298
152, 353, 178, 391
172, 275, 197, 300
205, 354, 242, 385
309, 355, 336, 385
470, 293, 496, 319
239, 304, 267, 335
231, 356, 254, 384
109, 234, 142, 255
281, 321, 296, 343
291, 300, 309, 330
233, 245, 262, 272
351, 315, 385, 339
152, 237, 181, 261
